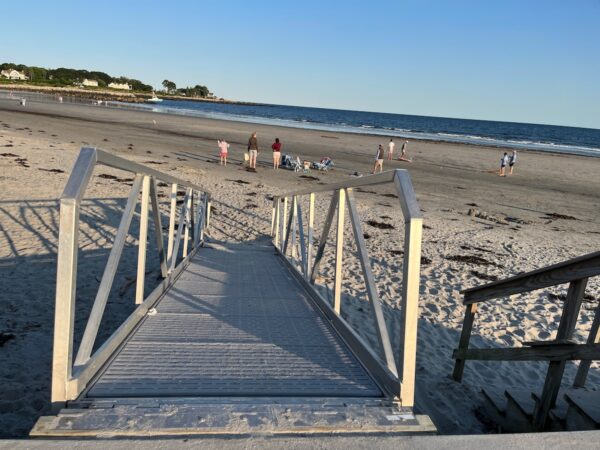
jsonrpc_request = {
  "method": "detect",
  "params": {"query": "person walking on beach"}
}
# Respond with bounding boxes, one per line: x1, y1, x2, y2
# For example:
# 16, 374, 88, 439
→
509, 150, 517, 175
271, 138, 282, 169
499, 152, 509, 176
372, 144, 385, 174
387, 138, 395, 160
248, 132, 258, 169
217, 139, 229, 166
399, 140, 410, 161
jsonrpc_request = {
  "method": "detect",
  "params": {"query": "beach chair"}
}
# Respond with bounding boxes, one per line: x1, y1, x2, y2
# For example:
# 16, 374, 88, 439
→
312, 157, 333, 171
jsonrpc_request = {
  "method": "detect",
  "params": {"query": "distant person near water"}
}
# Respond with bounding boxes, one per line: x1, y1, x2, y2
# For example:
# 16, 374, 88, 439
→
248, 132, 259, 169
387, 138, 395, 160
509, 150, 517, 175
271, 138, 282, 169
217, 139, 229, 166
399, 140, 411, 162
499, 152, 509, 176
372, 144, 384, 174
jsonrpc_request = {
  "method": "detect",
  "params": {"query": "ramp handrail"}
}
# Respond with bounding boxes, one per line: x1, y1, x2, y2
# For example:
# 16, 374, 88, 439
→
271, 169, 423, 407
52, 147, 211, 405
451, 251, 600, 430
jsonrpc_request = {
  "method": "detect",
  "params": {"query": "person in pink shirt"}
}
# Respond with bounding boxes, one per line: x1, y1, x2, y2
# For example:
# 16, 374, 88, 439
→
217, 139, 230, 166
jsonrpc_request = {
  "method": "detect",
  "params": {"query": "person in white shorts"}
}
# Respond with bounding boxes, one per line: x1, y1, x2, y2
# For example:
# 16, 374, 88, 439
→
247, 132, 259, 169
372, 145, 385, 174
387, 138, 395, 160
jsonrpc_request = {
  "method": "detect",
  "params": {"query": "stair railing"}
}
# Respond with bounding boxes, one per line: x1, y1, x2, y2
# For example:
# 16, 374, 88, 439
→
452, 251, 600, 429
52, 147, 211, 406
271, 169, 423, 408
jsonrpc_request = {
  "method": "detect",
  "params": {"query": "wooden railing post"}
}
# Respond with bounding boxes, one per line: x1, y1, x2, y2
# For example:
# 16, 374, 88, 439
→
533, 277, 588, 429
182, 189, 192, 258
282, 197, 288, 247
452, 303, 478, 381
333, 189, 346, 314
573, 301, 600, 387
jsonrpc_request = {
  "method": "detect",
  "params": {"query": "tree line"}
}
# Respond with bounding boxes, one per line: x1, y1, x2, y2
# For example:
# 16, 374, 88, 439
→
1, 63, 213, 97
161, 80, 211, 98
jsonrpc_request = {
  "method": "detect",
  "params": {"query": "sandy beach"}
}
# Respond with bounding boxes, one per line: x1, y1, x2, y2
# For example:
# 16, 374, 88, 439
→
0, 99, 599, 437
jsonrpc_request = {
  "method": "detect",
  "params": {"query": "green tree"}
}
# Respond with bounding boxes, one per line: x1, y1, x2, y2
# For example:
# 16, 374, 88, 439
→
162, 79, 176, 93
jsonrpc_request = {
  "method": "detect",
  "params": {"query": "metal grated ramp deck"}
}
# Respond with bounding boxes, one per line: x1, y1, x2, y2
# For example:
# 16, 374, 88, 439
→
85, 242, 382, 399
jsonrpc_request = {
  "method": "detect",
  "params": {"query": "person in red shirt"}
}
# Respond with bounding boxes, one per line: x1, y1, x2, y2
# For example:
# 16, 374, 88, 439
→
271, 138, 282, 169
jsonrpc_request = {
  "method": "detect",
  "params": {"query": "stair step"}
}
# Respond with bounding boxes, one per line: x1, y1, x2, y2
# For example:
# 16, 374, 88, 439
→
564, 390, 600, 431
531, 391, 568, 432
31, 401, 437, 437
481, 388, 506, 429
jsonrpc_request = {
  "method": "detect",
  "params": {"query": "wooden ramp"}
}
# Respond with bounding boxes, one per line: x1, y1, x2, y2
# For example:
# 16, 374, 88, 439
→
32, 242, 434, 436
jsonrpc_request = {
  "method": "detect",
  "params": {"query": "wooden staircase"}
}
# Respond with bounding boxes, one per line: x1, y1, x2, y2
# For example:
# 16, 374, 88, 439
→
482, 387, 600, 432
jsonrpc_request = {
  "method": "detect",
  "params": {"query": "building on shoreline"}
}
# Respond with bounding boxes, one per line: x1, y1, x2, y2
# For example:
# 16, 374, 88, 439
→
81, 78, 98, 87
108, 82, 131, 90
0, 69, 29, 80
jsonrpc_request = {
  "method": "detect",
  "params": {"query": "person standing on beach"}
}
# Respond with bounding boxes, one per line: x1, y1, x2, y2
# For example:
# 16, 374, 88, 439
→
217, 139, 229, 166
271, 138, 281, 169
248, 132, 258, 169
372, 144, 384, 174
499, 152, 509, 176
399, 140, 409, 160
509, 150, 517, 175
387, 138, 395, 160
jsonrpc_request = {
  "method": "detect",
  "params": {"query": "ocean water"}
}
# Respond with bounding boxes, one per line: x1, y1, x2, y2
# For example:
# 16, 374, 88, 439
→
134, 100, 600, 158
2, 89, 598, 157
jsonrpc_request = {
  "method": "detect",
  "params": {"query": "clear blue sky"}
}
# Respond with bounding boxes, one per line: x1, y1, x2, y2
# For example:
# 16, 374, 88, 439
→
3, 0, 599, 128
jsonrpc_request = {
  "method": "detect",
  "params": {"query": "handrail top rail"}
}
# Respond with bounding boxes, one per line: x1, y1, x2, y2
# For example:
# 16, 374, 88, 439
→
274, 169, 422, 220
61, 147, 210, 202
462, 250, 600, 304
274, 170, 397, 199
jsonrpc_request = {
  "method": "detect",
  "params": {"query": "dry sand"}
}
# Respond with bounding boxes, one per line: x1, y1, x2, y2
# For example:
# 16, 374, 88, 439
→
0, 99, 599, 437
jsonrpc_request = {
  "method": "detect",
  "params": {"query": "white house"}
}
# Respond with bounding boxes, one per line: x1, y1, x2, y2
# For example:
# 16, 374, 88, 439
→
82, 79, 98, 87
0, 69, 29, 80
108, 82, 131, 90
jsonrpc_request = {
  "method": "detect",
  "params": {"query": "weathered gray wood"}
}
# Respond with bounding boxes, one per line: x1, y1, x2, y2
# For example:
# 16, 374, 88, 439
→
333, 189, 346, 315
452, 303, 478, 382
345, 188, 397, 377
533, 278, 588, 429
51, 199, 80, 404
573, 301, 600, 387
74, 175, 143, 367
307, 193, 315, 276
135, 176, 151, 305
398, 216, 423, 407
464, 252, 600, 304
167, 183, 177, 262
275, 170, 395, 199
453, 343, 600, 361
149, 178, 167, 278
310, 193, 339, 284
169, 188, 191, 272
60, 147, 97, 203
